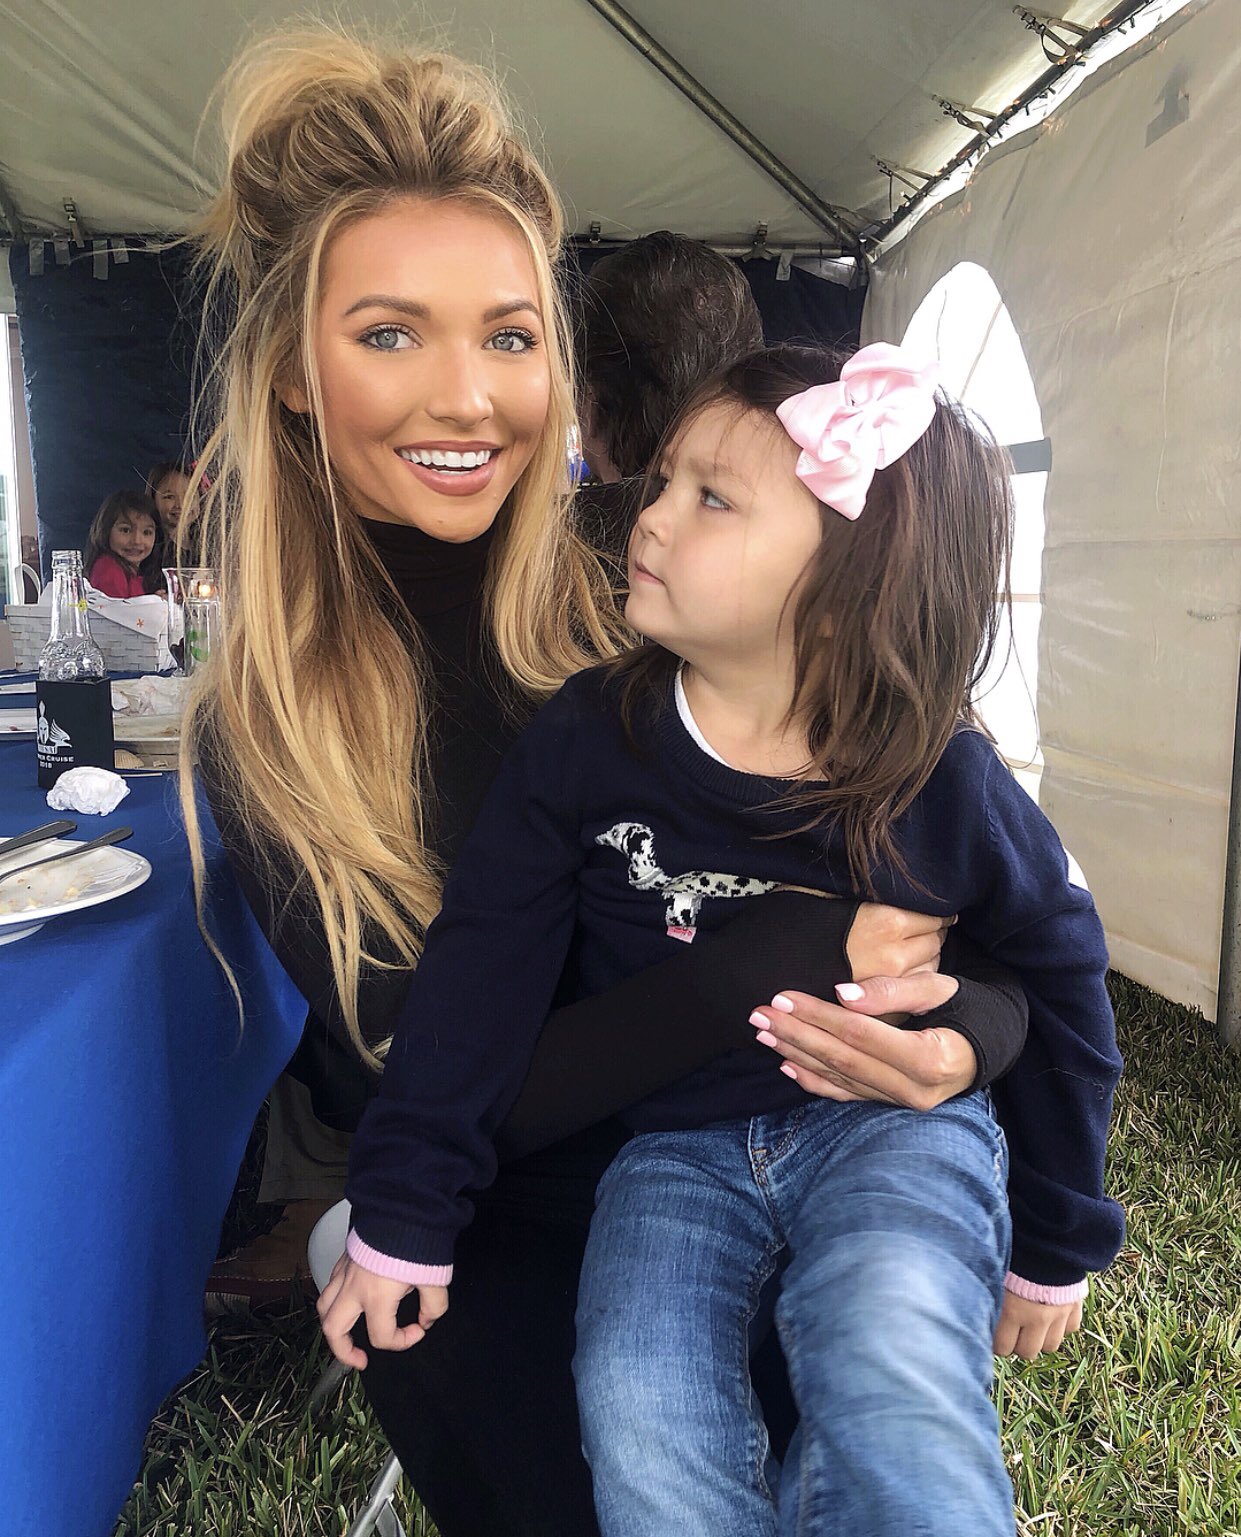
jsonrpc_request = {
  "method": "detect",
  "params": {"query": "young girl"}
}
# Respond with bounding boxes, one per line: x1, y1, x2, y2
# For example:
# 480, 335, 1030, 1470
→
84, 489, 163, 598
322, 349, 1122, 1528
146, 460, 201, 546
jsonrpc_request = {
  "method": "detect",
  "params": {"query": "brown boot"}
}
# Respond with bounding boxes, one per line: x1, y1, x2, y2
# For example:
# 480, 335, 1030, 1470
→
206, 1198, 335, 1317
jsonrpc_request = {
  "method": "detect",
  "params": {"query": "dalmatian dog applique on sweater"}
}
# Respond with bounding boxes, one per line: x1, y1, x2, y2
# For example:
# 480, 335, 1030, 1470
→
596, 821, 777, 943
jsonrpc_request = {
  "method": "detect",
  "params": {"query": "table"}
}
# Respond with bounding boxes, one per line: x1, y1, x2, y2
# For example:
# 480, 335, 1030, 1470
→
0, 738, 307, 1537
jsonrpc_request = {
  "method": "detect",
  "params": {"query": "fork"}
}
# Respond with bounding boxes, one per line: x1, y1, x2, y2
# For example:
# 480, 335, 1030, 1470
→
0, 820, 78, 861
0, 826, 134, 888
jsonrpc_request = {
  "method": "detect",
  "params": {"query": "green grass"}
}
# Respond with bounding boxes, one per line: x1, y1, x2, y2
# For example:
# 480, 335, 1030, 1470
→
114, 976, 1241, 1536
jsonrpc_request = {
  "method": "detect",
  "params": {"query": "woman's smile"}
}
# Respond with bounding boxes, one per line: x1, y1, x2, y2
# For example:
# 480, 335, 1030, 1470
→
394, 439, 503, 498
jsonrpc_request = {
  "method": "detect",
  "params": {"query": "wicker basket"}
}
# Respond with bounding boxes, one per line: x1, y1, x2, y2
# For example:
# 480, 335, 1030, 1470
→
4, 603, 166, 674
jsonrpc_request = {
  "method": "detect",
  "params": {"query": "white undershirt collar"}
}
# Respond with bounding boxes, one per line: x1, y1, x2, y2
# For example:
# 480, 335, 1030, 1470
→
674, 666, 738, 768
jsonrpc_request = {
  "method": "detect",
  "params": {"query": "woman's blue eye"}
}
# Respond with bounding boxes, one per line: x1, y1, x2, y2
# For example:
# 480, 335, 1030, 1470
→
362, 326, 413, 351
702, 487, 731, 511
488, 328, 538, 354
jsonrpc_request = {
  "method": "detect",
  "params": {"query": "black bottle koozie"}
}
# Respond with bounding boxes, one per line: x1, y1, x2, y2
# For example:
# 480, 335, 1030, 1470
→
35, 679, 115, 788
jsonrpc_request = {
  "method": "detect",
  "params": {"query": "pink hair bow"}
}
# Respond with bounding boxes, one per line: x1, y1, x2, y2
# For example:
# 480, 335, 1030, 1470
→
775, 342, 941, 519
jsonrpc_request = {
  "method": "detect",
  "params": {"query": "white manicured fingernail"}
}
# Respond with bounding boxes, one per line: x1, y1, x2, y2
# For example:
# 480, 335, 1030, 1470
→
779, 1063, 798, 1079
835, 983, 864, 1002
771, 994, 795, 1012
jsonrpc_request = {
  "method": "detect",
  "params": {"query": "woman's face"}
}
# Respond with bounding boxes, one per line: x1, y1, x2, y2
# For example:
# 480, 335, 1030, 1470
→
307, 198, 552, 542
154, 471, 195, 534
109, 510, 158, 567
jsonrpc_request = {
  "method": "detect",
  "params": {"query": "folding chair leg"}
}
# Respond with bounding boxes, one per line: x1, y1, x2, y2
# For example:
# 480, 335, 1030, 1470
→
346, 1451, 405, 1537
374, 1498, 406, 1537
308, 1356, 350, 1415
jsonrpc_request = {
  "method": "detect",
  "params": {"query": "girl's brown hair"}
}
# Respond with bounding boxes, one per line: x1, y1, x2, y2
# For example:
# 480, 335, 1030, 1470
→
84, 489, 164, 592
614, 343, 1014, 893
180, 27, 623, 1064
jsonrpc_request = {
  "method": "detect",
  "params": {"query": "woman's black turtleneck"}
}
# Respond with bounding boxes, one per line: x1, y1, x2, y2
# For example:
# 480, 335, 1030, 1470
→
359, 517, 525, 872
205, 515, 1029, 1147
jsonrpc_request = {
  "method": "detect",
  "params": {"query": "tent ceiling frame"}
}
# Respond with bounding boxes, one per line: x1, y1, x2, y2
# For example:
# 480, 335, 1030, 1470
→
569, 235, 856, 266
579, 0, 864, 259
0, 171, 25, 243
869, 0, 1159, 248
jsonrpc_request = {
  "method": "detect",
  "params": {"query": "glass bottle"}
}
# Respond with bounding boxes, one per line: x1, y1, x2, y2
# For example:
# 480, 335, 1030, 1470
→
36, 550, 114, 787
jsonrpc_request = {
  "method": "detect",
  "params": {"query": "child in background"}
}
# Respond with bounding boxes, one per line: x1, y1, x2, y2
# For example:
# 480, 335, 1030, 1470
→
84, 490, 163, 598
146, 461, 201, 546
323, 343, 1125, 1537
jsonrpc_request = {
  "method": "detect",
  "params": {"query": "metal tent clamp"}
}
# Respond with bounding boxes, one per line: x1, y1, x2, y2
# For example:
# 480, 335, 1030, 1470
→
1015, 8, 1092, 66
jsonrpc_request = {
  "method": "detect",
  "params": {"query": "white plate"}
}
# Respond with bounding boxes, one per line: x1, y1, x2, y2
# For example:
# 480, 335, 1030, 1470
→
113, 713, 181, 747
3, 703, 184, 741
0, 835, 152, 943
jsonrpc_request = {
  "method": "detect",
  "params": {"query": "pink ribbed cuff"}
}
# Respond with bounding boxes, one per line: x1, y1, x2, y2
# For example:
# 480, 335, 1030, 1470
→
1004, 1271, 1088, 1305
346, 1229, 454, 1287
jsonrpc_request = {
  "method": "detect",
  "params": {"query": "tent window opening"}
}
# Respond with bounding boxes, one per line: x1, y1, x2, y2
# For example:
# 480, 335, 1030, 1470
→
901, 262, 1046, 803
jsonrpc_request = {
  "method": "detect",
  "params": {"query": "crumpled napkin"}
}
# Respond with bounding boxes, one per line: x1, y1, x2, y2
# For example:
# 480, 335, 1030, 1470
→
112, 675, 189, 717
46, 766, 131, 816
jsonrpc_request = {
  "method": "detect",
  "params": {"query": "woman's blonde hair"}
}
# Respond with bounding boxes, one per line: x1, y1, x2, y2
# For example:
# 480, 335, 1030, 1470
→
181, 27, 621, 1065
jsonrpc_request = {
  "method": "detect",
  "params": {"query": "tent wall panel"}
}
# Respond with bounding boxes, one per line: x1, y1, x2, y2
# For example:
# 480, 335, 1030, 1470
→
863, 0, 1239, 1019
8, 245, 197, 572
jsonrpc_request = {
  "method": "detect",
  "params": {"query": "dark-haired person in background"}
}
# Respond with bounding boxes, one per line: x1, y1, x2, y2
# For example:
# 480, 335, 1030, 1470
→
575, 231, 764, 554
147, 461, 201, 546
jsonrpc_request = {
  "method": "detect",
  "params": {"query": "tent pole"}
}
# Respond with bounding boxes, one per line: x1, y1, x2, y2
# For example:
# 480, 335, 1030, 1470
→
579, 0, 862, 258
1217, 639, 1241, 1049
0, 170, 25, 243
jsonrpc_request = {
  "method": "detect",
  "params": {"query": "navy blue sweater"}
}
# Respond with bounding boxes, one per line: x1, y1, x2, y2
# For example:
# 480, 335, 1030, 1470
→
348, 666, 1124, 1288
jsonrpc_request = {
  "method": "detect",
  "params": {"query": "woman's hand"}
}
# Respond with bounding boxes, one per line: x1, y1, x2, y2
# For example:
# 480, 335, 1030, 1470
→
748, 975, 977, 1110
843, 902, 954, 980
316, 1253, 448, 1371
994, 1292, 1083, 1359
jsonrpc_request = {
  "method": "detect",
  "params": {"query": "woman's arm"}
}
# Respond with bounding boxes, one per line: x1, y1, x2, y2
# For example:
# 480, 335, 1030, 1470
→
747, 929, 1028, 1107
496, 900, 1028, 1160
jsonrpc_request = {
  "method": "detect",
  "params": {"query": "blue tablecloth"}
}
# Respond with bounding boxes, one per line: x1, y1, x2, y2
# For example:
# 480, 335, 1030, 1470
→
0, 738, 307, 1537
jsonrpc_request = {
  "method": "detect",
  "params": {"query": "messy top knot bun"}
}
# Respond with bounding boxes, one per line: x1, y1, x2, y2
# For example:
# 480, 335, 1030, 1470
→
200, 30, 562, 288
182, 26, 620, 1065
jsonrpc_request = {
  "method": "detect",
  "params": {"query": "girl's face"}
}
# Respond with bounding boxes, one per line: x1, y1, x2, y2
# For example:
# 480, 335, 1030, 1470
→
305, 198, 552, 542
154, 472, 195, 534
110, 510, 158, 567
626, 400, 823, 670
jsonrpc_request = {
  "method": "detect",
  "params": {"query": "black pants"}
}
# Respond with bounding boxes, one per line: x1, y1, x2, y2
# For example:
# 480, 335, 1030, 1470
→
357, 1121, 797, 1537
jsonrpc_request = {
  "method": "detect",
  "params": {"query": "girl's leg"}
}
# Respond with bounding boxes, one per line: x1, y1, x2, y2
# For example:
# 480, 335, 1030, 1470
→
359, 1124, 627, 1537
573, 1128, 783, 1537
772, 1094, 1014, 1537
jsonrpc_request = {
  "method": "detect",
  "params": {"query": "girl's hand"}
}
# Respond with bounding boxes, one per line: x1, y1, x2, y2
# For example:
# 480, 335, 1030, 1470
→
749, 976, 977, 1110
845, 903, 954, 980
993, 1291, 1083, 1359
316, 1253, 449, 1371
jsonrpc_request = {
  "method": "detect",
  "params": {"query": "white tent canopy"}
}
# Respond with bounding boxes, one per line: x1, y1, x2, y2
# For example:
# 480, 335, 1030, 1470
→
1, 0, 1122, 249
1, 0, 1237, 1031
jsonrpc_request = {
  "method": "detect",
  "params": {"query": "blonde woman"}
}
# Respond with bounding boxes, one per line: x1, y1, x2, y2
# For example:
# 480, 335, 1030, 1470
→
186, 29, 1027, 1535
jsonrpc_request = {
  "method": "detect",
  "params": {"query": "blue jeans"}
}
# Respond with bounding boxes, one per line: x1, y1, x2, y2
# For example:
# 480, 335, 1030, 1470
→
573, 1093, 1015, 1537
